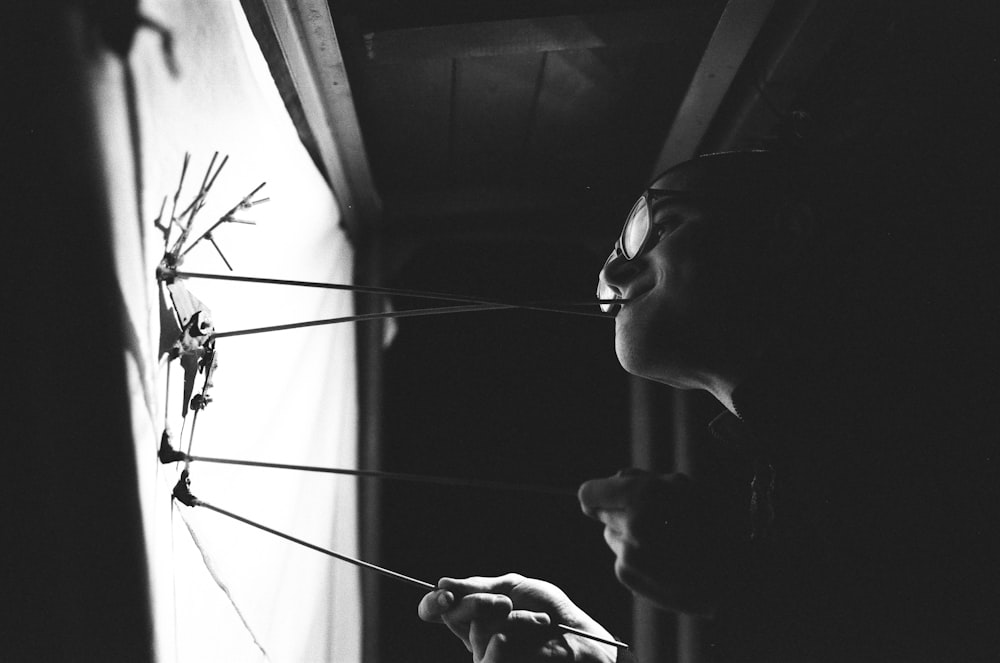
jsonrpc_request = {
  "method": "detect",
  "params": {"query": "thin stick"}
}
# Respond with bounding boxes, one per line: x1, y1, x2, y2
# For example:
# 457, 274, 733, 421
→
197, 499, 436, 591
184, 453, 577, 496
193, 499, 629, 650
170, 153, 190, 228
199, 152, 218, 193
173, 153, 225, 246
553, 624, 630, 650
169, 270, 620, 318
206, 235, 233, 271
182, 183, 268, 260
225, 182, 267, 216
163, 361, 172, 428
211, 303, 512, 340
204, 154, 230, 193
184, 407, 202, 457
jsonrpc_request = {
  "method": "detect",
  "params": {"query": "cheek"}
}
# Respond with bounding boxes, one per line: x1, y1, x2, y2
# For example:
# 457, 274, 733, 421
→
613, 296, 677, 377
611, 262, 720, 379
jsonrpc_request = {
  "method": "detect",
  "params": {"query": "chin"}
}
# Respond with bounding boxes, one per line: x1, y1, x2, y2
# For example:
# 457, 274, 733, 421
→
614, 300, 672, 377
614, 332, 657, 379
615, 324, 693, 387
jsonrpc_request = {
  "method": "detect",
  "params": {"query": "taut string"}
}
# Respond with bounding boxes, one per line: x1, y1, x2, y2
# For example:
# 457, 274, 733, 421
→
172, 472, 629, 651
213, 303, 508, 339
166, 270, 621, 319
158, 438, 575, 497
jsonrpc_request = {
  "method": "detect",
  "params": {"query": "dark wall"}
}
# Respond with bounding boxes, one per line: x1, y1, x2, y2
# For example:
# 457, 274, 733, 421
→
378, 240, 634, 662
3, 5, 153, 662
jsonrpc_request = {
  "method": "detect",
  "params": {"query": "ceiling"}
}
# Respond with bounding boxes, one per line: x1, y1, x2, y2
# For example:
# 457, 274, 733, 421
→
349, 1, 726, 228
243, 0, 862, 261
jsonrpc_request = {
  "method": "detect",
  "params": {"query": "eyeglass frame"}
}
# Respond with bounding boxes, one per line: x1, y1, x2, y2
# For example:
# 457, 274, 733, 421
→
618, 188, 713, 260
597, 188, 711, 311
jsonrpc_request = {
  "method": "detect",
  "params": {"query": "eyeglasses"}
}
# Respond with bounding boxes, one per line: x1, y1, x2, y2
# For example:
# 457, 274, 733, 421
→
596, 188, 702, 312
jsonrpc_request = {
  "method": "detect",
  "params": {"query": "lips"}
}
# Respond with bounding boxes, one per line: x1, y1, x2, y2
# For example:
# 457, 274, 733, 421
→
607, 301, 623, 317
621, 285, 651, 310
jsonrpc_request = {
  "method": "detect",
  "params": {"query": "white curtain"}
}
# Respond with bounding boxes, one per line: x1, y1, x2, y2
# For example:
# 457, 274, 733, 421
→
95, 1, 361, 660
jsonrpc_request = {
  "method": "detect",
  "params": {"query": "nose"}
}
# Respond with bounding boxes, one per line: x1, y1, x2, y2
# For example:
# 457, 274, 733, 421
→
596, 250, 639, 310
599, 250, 640, 294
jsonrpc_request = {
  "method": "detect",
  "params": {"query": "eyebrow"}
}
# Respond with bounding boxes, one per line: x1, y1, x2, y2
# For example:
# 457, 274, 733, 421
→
647, 188, 715, 205
648, 187, 707, 197
648, 192, 706, 214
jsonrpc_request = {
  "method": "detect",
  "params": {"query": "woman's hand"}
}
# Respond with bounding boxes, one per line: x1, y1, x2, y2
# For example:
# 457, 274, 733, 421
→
418, 573, 618, 663
579, 470, 748, 616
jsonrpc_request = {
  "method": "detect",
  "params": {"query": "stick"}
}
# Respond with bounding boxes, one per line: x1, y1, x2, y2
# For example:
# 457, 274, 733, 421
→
199, 499, 436, 591
210, 304, 511, 339
180, 452, 577, 497
191, 497, 628, 649
167, 270, 621, 318
172, 474, 629, 650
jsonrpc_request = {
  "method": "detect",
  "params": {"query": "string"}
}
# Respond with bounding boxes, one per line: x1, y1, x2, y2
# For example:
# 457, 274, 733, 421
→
163, 361, 172, 429
168, 270, 620, 319
178, 451, 577, 497
182, 351, 214, 457
181, 492, 629, 650
169, 493, 179, 663
175, 503, 270, 658
184, 408, 201, 457
153, 160, 628, 650
193, 497, 435, 591
212, 303, 509, 339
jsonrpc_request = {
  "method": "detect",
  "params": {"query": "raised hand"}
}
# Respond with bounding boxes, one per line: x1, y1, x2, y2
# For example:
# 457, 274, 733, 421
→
418, 573, 618, 663
578, 469, 748, 616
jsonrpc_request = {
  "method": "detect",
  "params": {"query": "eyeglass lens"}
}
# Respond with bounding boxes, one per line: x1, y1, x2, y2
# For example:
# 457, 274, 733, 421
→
622, 197, 650, 259
596, 194, 651, 312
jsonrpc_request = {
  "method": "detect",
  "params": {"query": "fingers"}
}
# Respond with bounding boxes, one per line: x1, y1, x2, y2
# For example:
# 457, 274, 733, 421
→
443, 592, 514, 626
421, 575, 614, 661
471, 609, 551, 661
580, 471, 695, 531
580, 471, 681, 545
441, 596, 551, 660
613, 546, 721, 617
437, 592, 513, 652
438, 573, 527, 597
613, 553, 666, 608
602, 519, 629, 555
578, 469, 657, 518
417, 588, 455, 623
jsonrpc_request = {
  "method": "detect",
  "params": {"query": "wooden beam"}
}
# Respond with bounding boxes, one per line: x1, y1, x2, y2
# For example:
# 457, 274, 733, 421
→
363, 8, 700, 63
700, 0, 858, 152
650, 0, 777, 174
257, 0, 381, 237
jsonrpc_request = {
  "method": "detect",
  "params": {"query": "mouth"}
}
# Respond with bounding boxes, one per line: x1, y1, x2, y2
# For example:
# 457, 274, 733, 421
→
599, 294, 637, 317
610, 285, 653, 321
597, 283, 647, 317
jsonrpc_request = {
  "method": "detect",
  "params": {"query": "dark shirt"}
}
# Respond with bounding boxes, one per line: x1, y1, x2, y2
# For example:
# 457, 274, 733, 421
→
700, 349, 999, 662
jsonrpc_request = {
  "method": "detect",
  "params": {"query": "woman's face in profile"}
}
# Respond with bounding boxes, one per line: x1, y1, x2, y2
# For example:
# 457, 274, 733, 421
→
600, 160, 784, 391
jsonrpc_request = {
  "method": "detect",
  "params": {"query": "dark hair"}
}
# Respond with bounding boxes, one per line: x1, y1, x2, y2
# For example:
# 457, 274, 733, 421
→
657, 150, 888, 360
